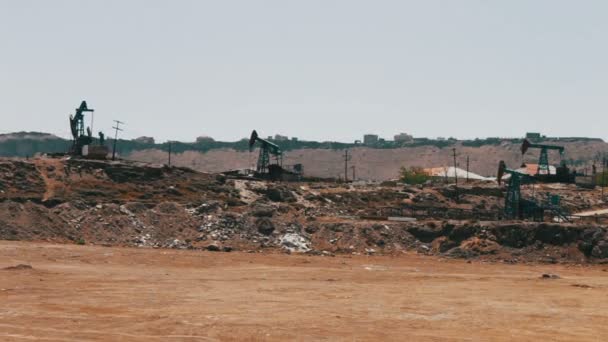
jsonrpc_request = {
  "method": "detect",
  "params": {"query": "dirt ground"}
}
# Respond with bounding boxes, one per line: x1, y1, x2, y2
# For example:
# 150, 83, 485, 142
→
1, 242, 607, 341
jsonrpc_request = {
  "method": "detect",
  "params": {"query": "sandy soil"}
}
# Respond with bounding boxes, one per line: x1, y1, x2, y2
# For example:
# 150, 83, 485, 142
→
1, 242, 607, 341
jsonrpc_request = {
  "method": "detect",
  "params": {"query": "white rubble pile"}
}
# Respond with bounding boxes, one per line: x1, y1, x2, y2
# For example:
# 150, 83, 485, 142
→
279, 233, 311, 253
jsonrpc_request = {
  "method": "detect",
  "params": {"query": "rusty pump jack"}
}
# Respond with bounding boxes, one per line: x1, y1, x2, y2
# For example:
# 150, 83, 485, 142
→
248, 130, 283, 174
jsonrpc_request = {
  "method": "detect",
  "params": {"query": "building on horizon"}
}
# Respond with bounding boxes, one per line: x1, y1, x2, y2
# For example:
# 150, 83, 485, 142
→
363, 134, 379, 145
196, 136, 215, 143
526, 132, 543, 140
133, 136, 155, 144
394, 132, 414, 142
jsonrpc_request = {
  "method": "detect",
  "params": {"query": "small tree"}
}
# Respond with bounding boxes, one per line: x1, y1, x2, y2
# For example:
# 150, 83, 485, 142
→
399, 166, 431, 185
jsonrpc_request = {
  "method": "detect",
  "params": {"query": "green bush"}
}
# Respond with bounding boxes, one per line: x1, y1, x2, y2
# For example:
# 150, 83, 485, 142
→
399, 166, 431, 185
595, 172, 608, 187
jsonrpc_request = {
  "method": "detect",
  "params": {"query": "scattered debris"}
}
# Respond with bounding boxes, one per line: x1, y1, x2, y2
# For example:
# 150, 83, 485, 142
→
1, 157, 608, 264
279, 233, 311, 253
541, 273, 561, 279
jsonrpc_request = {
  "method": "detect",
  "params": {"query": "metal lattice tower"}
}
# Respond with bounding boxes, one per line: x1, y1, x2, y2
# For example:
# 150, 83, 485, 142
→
504, 172, 522, 219
257, 144, 271, 173
537, 147, 549, 175
498, 160, 539, 220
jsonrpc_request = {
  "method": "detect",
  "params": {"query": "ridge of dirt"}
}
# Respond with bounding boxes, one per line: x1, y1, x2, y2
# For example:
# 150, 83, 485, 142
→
2, 157, 608, 264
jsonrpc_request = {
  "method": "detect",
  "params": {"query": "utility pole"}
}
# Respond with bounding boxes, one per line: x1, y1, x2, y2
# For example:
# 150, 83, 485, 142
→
602, 155, 606, 200
343, 149, 351, 182
90, 110, 94, 137
351, 165, 356, 181
452, 148, 459, 201
168, 141, 172, 166
466, 155, 470, 183
111, 120, 124, 161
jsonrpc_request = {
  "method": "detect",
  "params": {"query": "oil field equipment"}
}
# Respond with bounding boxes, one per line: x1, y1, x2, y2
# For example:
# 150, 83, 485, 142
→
68, 101, 108, 159
497, 160, 544, 221
249, 130, 283, 174
521, 139, 564, 175
521, 139, 574, 183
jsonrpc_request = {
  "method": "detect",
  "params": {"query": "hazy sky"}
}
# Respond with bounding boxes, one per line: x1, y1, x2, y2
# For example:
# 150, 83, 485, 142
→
1, 0, 606, 142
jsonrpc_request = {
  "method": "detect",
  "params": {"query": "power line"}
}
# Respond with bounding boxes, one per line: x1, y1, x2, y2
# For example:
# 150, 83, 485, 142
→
466, 155, 470, 183
168, 141, 172, 166
111, 120, 124, 161
602, 154, 606, 200
452, 148, 459, 202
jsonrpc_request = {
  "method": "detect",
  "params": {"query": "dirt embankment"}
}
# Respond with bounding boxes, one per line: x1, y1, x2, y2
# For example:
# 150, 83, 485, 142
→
0, 159, 608, 262
2, 198, 608, 263
2, 157, 608, 264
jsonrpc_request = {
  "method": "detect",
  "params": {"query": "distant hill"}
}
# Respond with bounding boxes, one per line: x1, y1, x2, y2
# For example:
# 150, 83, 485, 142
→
1, 132, 606, 180
0, 132, 69, 157
127, 140, 608, 181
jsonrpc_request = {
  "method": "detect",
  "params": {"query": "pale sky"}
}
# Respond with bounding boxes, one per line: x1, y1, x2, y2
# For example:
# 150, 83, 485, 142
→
1, 0, 606, 142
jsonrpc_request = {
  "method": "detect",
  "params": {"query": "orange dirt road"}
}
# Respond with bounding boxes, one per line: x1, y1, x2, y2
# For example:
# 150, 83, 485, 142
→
1, 241, 607, 341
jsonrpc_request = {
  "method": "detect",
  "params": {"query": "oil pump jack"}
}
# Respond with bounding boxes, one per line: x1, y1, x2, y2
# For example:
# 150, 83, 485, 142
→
497, 160, 569, 222
248, 130, 283, 177
497, 160, 543, 220
521, 139, 574, 183
68, 101, 108, 159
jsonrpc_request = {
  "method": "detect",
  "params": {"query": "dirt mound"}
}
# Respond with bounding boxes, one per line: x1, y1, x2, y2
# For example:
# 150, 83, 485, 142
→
0, 160, 45, 199
0, 158, 235, 205
1, 157, 608, 263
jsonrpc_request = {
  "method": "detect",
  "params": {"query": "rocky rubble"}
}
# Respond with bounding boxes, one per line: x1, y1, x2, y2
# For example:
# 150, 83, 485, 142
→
2, 157, 608, 263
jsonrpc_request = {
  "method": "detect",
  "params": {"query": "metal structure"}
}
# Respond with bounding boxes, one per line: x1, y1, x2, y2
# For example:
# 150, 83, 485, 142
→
521, 139, 565, 175
452, 148, 459, 201
497, 160, 543, 221
343, 149, 351, 182
69, 101, 95, 155
68, 101, 108, 158
249, 130, 283, 174
111, 120, 124, 161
